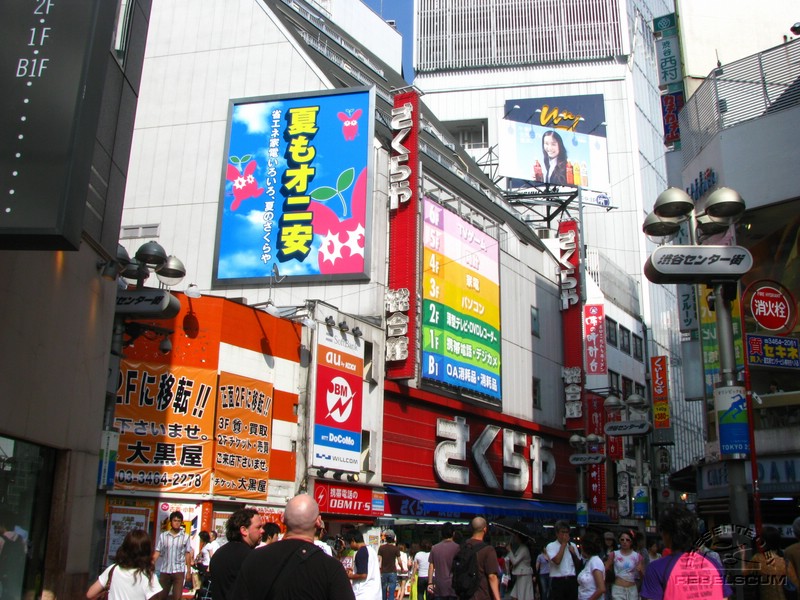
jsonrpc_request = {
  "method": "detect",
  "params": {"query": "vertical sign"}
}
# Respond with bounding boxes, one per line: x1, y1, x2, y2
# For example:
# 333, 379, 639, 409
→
115, 363, 217, 493
559, 220, 584, 429
714, 386, 750, 457
651, 356, 674, 445
386, 91, 420, 379
421, 198, 501, 401
653, 13, 685, 147
585, 392, 606, 514
584, 304, 607, 375
313, 329, 364, 472
700, 287, 745, 396
0, 0, 115, 249
212, 373, 274, 499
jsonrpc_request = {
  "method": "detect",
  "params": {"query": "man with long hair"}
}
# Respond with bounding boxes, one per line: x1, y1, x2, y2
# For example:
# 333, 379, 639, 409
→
209, 508, 264, 600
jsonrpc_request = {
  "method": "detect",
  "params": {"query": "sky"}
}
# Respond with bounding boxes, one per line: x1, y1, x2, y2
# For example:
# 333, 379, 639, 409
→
361, 0, 415, 82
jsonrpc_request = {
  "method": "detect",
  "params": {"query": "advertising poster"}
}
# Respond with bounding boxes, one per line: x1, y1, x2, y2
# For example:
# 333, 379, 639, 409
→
496, 95, 610, 200
214, 88, 375, 284
212, 372, 274, 499
314, 481, 385, 516
420, 197, 501, 402
115, 362, 217, 493
104, 507, 150, 566
699, 288, 745, 396
583, 304, 607, 375
313, 329, 364, 472
714, 386, 750, 456
746, 334, 800, 369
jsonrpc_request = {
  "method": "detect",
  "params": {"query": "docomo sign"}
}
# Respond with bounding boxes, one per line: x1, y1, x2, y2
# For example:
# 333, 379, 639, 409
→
746, 281, 797, 334
434, 416, 556, 494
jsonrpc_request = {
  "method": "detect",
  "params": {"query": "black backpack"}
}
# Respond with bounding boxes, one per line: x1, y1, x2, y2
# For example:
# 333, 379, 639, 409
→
451, 540, 487, 599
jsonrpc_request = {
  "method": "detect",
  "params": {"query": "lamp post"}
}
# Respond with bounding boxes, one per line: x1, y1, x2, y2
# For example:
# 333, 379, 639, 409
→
569, 433, 605, 529
604, 392, 651, 521
642, 187, 756, 541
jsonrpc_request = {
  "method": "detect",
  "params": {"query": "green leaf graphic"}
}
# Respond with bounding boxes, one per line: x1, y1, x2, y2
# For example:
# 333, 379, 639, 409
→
310, 186, 338, 201
336, 167, 355, 193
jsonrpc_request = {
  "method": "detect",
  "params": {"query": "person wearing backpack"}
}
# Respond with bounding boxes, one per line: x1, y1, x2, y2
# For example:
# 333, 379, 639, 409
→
451, 516, 501, 600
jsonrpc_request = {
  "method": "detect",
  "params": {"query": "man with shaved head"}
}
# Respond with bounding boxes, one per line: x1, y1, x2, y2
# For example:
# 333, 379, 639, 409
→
232, 494, 355, 599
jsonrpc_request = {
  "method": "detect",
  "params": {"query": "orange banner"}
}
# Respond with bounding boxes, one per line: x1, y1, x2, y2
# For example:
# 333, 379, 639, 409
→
651, 356, 671, 429
213, 372, 274, 499
115, 362, 217, 493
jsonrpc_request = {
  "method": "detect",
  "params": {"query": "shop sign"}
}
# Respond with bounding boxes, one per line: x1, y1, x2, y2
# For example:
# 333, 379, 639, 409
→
314, 481, 384, 516
746, 334, 800, 369
645, 245, 753, 284
433, 416, 556, 494
583, 304, 607, 374
603, 421, 651, 436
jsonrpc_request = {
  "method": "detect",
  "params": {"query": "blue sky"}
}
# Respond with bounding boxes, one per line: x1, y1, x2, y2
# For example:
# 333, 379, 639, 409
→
361, 0, 414, 82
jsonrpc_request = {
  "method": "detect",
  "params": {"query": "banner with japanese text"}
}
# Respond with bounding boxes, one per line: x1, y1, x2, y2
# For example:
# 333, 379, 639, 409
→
583, 304, 607, 375
214, 88, 375, 284
212, 372, 274, 499
115, 362, 216, 493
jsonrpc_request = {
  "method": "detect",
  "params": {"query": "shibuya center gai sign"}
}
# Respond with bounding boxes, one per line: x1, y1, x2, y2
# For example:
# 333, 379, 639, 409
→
214, 88, 375, 284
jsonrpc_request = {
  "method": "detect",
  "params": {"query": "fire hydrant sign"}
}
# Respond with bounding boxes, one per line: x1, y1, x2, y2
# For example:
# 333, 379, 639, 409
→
313, 328, 364, 472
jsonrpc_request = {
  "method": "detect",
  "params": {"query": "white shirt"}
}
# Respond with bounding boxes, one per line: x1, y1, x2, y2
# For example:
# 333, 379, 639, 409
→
577, 556, 605, 600
414, 551, 431, 578
546, 540, 581, 577
315, 539, 334, 556
352, 545, 382, 600
99, 564, 162, 600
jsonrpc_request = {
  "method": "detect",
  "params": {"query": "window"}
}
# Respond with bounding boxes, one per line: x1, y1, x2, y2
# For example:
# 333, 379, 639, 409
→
619, 326, 631, 354
531, 307, 540, 337
633, 334, 644, 362
622, 377, 633, 399
609, 370, 620, 391
635, 383, 646, 398
532, 377, 541, 409
606, 318, 618, 346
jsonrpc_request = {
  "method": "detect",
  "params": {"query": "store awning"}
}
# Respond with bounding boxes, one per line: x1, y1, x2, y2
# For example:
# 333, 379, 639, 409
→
385, 485, 609, 522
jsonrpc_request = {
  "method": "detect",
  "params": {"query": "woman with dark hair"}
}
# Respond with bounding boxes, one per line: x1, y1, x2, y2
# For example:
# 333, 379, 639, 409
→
192, 530, 211, 597
541, 131, 568, 185
86, 529, 162, 599
577, 531, 606, 600
411, 539, 432, 600
640, 506, 732, 600
506, 532, 535, 600
743, 526, 787, 600
604, 530, 644, 600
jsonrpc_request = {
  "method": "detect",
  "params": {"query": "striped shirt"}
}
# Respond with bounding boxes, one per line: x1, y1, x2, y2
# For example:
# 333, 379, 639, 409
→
156, 529, 192, 574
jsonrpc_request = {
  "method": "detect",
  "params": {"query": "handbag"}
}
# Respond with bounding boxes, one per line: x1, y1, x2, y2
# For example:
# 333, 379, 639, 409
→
98, 565, 117, 599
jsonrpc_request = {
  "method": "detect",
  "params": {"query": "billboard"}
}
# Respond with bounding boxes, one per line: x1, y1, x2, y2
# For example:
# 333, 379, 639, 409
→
496, 95, 610, 198
421, 198, 501, 402
313, 328, 364, 472
214, 88, 375, 284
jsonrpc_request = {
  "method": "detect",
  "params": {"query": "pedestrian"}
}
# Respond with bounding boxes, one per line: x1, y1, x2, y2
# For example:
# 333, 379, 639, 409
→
152, 511, 193, 600
599, 533, 616, 600
346, 529, 382, 599
505, 532, 534, 600
459, 516, 501, 600
231, 494, 355, 599
640, 506, 732, 600
207, 530, 223, 557
379, 530, 403, 600
208, 508, 264, 600
192, 531, 211, 596
785, 516, 800, 600
397, 542, 410, 599
603, 530, 643, 600
742, 526, 786, 600
535, 547, 551, 600
412, 540, 432, 600
546, 521, 581, 600
576, 532, 605, 600
86, 529, 162, 600
315, 521, 334, 557
259, 521, 281, 547
428, 522, 460, 600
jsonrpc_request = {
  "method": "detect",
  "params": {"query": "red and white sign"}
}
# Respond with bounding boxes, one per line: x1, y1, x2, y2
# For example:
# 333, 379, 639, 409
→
386, 90, 420, 379
314, 481, 385, 516
749, 283, 795, 333
583, 304, 607, 375
559, 220, 584, 431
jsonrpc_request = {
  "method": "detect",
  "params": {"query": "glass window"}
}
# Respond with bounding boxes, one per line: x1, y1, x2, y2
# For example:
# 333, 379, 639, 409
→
609, 370, 620, 391
622, 377, 633, 399
532, 377, 541, 409
606, 318, 618, 346
635, 383, 646, 397
619, 326, 631, 354
531, 307, 540, 337
633, 334, 644, 361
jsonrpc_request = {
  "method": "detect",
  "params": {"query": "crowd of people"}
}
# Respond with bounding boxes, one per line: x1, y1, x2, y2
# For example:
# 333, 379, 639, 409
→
85, 500, 800, 600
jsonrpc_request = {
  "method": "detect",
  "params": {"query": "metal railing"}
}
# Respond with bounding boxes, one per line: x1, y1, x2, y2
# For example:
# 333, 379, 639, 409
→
680, 39, 800, 165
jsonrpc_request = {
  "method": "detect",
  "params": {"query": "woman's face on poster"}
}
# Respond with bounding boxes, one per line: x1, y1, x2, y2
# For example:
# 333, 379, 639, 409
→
543, 134, 561, 159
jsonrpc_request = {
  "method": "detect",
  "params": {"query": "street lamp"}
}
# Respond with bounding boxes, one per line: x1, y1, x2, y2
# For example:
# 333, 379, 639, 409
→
642, 187, 754, 538
569, 433, 605, 528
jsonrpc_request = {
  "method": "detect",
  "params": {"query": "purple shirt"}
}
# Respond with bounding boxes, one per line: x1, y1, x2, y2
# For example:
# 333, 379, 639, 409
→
429, 539, 460, 596
641, 552, 732, 600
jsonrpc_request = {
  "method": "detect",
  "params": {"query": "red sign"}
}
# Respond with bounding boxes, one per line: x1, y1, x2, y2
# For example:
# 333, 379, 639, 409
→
749, 284, 795, 332
651, 356, 670, 429
314, 481, 384, 516
584, 304, 607, 375
559, 220, 584, 431
386, 90, 420, 379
